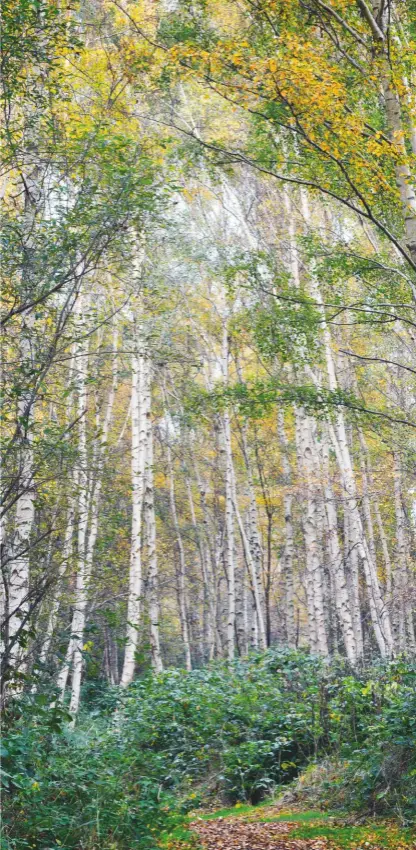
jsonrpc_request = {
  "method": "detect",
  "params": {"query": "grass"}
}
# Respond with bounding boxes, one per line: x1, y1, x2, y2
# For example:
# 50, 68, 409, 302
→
256, 810, 337, 823
160, 823, 199, 849
197, 805, 337, 822
290, 822, 416, 849
197, 801, 268, 820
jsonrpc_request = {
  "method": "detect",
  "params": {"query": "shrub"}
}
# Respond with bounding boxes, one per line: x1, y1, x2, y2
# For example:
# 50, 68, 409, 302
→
119, 649, 327, 803
1, 691, 183, 850
2, 650, 415, 850
328, 661, 416, 820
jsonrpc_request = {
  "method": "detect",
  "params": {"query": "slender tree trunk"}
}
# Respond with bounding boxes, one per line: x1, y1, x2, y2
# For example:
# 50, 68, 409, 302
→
358, 429, 393, 600
5, 120, 44, 685
7, 313, 36, 679
284, 188, 327, 655
343, 505, 364, 659
239, 422, 267, 644
393, 453, 416, 652
144, 395, 163, 673
223, 411, 236, 662
301, 191, 394, 657
235, 559, 247, 655
231, 473, 267, 650
221, 323, 236, 661
67, 303, 89, 713
58, 317, 119, 703
39, 486, 76, 666
295, 411, 319, 653
192, 453, 223, 657
357, 432, 377, 570
120, 338, 149, 687
295, 406, 330, 656
321, 428, 357, 664
277, 411, 296, 648
327, 419, 393, 658
186, 479, 216, 661
166, 439, 192, 671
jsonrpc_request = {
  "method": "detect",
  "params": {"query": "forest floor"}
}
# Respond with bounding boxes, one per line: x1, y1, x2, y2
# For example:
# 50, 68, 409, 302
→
170, 805, 416, 850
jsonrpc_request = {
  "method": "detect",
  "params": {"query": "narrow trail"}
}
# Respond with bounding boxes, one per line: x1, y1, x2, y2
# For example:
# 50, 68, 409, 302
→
188, 807, 416, 850
190, 816, 327, 850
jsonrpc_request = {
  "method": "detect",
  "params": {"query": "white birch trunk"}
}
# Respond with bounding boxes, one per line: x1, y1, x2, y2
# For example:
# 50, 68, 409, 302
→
393, 453, 416, 653
358, 429, 393, 600
357, 432, 377, 570
192, 455, 223, 657
186, 479, 216, 661
67, 303, 89, 713
67, 321, 119, 711
327, 420, 393, 658
277, 411, 296, 648
120, 341, 149, 687
299, 413, 329, 656
301, 190, 393, 658
144, 398, 163, 674
223, 410, 236, 662
7, 313, 36, 676
343, 505, 364, 659
284, 187, 327, 654
320, 429, 357, 664
59, 316, 119, 703
235, 560, 247, 655
166, 440, 192, 671
221, 323, 236, 661
239, 422, 266, 639
6, 106, 43, 679
39, 346, 78, 667
231, 475, 267, 650
294, 411, 317, 653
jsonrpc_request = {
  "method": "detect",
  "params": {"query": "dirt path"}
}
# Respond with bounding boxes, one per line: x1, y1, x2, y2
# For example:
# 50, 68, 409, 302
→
190, 816, 328, 850
188, 808, 415, 850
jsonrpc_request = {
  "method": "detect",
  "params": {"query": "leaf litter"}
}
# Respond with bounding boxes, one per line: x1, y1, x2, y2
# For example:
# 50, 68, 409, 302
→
190, 817, 329, 850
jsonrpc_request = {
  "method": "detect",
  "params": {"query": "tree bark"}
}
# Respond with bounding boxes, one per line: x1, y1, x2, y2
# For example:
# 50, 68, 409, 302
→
166, 438, 192, 671
277, 410, 296, 648
120, 335, 149, 687
144, 389, 163, 674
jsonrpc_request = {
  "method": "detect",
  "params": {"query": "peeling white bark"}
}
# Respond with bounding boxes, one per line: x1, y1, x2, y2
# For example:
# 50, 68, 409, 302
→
8, 312, 36, 676
120, 339, 149, 687
145, 398, 163, 674
277, 411, 296, 648
166, 438, 192, 671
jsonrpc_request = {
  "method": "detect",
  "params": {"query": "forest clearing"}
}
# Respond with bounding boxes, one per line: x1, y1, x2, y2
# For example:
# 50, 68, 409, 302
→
1, 0, 416, 847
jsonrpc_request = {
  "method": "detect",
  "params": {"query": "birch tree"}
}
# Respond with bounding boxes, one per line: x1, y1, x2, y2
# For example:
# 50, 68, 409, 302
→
120, 332, 150, 686
220, 321, 236, 661
144, 393, 163, 674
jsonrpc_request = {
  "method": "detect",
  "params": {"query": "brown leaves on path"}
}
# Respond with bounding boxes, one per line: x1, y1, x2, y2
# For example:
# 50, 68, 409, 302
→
190, 817, 329, 850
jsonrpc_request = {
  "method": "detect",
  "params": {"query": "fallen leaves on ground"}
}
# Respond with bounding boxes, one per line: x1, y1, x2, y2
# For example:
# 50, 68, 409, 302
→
190, 817, 329, 850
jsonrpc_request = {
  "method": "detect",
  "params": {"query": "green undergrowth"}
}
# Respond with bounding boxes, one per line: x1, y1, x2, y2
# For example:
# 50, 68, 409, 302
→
195, 799, 275, 819
290, 821, 415, 849
198, 804, 335, 822
3, 651, 416, 850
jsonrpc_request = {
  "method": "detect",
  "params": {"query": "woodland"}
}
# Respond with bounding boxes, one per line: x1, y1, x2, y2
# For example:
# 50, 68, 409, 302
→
1, 0, 416, 848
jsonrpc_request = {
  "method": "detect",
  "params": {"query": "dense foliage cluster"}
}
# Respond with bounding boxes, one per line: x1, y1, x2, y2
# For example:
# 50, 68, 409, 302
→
2, 651, 416, 849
